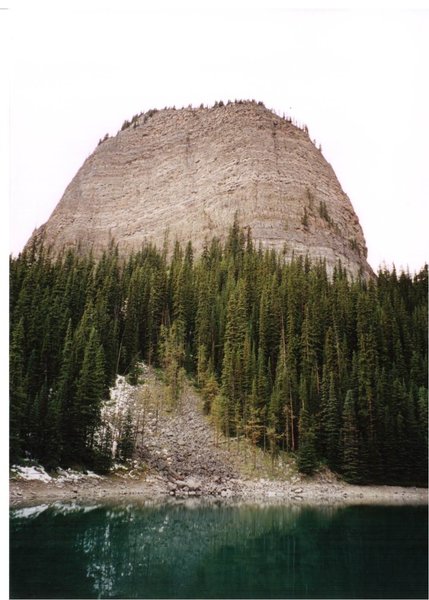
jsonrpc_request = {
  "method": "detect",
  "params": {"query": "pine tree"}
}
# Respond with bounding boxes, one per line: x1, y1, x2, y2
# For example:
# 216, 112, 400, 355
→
121, 267, 143, 378
297, 406, 317, 475
356, 288, 381, 479
74, 327, 106, 463
147, 266, 168, 364
201, 372, 219, 415
10, 318, 27, 462
118, 408, 135, 462
245, 381, 264, 468
221, 279, 248, 434
299, 305, 319, 413
341, 390, 360, 482
93, 422, 113, 473
55, 320, 77, 464
160, 322, 186, 409
324, 371, 341, 470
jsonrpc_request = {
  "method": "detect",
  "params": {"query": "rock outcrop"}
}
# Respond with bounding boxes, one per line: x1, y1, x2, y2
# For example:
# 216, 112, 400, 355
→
28, 100, 372, 277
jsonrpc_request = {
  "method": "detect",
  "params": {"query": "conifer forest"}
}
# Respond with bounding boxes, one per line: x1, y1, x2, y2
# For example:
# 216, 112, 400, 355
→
10, 223, 428, 485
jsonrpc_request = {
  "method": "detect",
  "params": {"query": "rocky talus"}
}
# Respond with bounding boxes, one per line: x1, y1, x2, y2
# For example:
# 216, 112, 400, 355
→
28, 101, 372, 278
137, 386, 242, 498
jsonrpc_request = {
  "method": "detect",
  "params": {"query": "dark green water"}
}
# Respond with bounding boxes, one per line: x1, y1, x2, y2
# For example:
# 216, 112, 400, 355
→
10, 501, 428, 599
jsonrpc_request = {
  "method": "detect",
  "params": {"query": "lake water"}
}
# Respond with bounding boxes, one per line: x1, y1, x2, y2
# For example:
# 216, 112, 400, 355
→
10, 500, 428, 599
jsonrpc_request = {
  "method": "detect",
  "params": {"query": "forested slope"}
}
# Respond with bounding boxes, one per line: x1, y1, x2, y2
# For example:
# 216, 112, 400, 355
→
10, 223, 428, 485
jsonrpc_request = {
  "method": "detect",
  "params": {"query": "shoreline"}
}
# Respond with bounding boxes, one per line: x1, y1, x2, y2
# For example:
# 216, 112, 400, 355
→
10, 473, 428, 508
12, 375, 428, 512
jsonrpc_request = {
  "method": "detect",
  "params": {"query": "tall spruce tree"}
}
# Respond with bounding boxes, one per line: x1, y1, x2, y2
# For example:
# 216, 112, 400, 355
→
10, 318, 27, 463
74, 326, 106, 463
341, 390, 360, 483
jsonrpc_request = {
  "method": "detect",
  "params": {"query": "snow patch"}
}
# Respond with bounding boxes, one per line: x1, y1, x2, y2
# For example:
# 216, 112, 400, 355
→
56, 469, 102, 483
11, 502, 101, 519
11, 504, 49, 519
108, 375, 135, 411
11, 465, 52, 483
11, 465, 104, 484
50, 502, 100, 515
98, 365, 148, 459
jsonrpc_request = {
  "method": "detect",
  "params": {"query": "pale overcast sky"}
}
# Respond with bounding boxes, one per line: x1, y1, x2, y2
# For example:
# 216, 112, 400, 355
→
6, 0, 429, 272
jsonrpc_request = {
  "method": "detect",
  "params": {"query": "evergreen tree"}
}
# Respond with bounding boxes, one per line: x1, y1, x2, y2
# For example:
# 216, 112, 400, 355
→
92, 422, 113, 473
221, 279, 248, 435
323, 370, 341, 470
74, 327, 106, 463
160, 322, 186, 409
56, 320, 77, 464
10, 318, 27, 462
201, 372, 219, 415
118, 408, 135, 462
341, 390, 360, 483
297, 406, 318, 475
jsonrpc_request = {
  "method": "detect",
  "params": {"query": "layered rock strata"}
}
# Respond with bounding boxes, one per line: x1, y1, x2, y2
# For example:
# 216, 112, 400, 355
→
29, 101, 372, 277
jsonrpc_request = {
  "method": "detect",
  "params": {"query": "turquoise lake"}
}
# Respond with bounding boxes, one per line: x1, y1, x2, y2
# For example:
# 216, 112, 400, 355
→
10, 501, 428, 599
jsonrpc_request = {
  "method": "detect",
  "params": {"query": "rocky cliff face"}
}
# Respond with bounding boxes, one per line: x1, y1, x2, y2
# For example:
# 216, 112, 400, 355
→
29, 101, 372, 277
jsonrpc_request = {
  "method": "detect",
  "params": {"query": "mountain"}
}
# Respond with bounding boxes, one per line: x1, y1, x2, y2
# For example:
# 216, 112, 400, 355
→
28, 100, 372, 278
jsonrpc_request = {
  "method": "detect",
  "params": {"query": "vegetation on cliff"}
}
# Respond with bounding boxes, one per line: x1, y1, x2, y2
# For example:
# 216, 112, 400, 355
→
10, 223, 428, 485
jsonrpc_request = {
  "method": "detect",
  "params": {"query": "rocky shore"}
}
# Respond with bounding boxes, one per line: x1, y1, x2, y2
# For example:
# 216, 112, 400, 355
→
10, 463, 427, 509
10, 375, 428, 509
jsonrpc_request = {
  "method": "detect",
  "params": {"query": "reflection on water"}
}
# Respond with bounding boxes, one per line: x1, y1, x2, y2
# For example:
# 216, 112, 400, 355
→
10, 500, 428, 599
